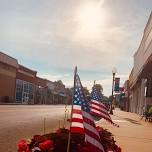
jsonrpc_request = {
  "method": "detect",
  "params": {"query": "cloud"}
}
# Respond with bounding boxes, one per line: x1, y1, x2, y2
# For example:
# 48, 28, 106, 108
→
0, 0, 135, 72
1, 0, 151, 95
38, 73, 70, 82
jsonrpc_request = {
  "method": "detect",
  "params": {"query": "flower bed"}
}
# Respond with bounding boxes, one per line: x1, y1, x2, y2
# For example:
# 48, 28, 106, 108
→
17, 127, 121, 152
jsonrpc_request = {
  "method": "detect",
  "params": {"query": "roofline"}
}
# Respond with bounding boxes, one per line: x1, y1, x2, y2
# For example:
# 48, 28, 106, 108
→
36, 76, 47, 81
19, 64, 37, 73
134, 11, 152, 57
0, 61, 18, 69
0, 51, 18, 62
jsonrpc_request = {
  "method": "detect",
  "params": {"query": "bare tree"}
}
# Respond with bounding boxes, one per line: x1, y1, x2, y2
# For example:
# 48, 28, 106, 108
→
94, 84, 103, 93
83, 87, 90, 96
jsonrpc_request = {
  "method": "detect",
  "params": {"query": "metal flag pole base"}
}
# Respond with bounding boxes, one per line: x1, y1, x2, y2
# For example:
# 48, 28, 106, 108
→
110, 109, 113, 115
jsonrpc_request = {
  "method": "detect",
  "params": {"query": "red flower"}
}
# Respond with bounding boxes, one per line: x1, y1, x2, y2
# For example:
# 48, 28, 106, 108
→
56, 129, 61, 134
117, 146, 122, 152
33, 135, 43, 142
78, 144, 96, 152
78, 146, 90, 152
17, 139, 28, 152
39, 140, 53, 151
96, 126, 103, 133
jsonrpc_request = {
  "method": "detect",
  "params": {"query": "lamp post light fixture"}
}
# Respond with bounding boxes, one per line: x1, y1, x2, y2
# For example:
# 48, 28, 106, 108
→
110, 67, 117, 115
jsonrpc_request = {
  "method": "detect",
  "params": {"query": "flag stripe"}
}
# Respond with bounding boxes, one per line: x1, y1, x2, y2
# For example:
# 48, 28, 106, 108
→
83, 121, 99, 137
85, 134, 105, 152
91, 111, 112, 123
70, 127, 84, 134
72, 109, 82, 114
90, 100, 107, 110
90, 103, 110, 118
84, 129, 100, 142
91, 100, 107, 108
72, 113, 83, 119
90, 104, 109, 114
82, 111, 94, 122
90, 109, 111, 120
71, 122, 84, 128
73, 105, 81, 110
71, 118, 83, 123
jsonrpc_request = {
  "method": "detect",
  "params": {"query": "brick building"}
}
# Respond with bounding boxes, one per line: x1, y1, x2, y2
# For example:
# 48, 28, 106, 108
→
54, 80, 67, 104
0, 52, 18, 102
0, 52, 67, 104
129, 12, 152, 114
16, 65, 37, 104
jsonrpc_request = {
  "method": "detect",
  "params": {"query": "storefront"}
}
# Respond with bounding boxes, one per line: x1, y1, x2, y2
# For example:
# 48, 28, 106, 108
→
130, 12, 152, 114
0, 52, 67, 104
16, 79, 34, 103
16, 65, 36, 104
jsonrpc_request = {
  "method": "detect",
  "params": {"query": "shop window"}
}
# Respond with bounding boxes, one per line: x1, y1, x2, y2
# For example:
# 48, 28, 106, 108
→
16, 79, 23, 102
16, 79, 23, 92
29, 84, 33, 94
146, 78, 152, 97
16, 79, 34, 102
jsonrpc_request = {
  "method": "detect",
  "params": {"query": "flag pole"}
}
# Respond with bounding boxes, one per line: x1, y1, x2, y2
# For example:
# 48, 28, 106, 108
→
94, 80, 96, 86
63, 100, 68, 128
67, 66, 77, 152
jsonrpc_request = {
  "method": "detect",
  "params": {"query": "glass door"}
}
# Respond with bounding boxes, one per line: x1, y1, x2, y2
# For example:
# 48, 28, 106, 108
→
22, 82, 29, 104
22, 92, 29, 103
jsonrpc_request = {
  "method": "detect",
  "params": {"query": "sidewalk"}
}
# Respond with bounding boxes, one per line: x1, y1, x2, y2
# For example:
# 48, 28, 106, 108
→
97, 108, 152, 152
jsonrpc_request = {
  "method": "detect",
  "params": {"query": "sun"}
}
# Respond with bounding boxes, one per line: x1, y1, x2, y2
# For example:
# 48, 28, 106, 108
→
75, 1, 106, 39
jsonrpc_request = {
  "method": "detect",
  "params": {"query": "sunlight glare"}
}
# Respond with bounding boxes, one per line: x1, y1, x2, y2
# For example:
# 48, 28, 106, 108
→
76, 1, 106, 39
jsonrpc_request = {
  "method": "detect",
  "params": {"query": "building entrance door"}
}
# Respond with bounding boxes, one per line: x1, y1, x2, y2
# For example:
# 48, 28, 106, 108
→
22, 92, 29, 104
22, 81, 29, 104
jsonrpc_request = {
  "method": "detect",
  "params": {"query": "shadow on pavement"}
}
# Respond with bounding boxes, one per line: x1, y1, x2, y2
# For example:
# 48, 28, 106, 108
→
113, 114, 142, 125
123, 118, 142, 125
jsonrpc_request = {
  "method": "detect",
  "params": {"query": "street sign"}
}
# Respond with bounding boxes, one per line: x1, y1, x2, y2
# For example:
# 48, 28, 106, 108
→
114, 78, 120, 92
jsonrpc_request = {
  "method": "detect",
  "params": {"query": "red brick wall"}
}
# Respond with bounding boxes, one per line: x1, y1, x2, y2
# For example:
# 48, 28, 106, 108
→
16, 72, 36, 84
19, 65, 37, 76
0, 74, 15, 102
36, 77, 47, 87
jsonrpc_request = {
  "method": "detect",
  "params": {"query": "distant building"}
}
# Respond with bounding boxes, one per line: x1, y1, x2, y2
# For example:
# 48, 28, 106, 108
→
54, 80, 67, 104
0, 51, 67, 104
119, 80, 129, 111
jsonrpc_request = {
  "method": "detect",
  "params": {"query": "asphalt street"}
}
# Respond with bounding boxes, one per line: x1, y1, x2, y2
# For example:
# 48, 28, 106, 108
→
0, 105, 70, 152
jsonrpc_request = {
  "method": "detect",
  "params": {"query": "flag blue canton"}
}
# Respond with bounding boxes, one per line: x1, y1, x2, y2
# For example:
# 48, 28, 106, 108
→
91, 87, 103, 101
73, 74, 90, 112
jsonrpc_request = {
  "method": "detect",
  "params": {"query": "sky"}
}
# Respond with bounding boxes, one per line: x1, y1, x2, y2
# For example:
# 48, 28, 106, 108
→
0, 0, 152, 96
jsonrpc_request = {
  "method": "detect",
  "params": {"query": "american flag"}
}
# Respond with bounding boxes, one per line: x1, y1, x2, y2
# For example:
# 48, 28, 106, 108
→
71, 71, 105, 152
90, 86, 119, 127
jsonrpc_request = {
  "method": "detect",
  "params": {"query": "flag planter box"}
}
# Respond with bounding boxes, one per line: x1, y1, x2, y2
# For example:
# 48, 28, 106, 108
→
17, 127, 121, 152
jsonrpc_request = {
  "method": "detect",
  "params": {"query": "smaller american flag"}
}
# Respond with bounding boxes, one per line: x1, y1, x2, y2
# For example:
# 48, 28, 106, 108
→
90, 86, 119, 127
71, 71, 105, 152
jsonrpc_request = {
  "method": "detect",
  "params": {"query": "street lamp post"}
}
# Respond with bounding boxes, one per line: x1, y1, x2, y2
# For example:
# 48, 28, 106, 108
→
39, 86, 48, 104
110, 68, 117, 115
